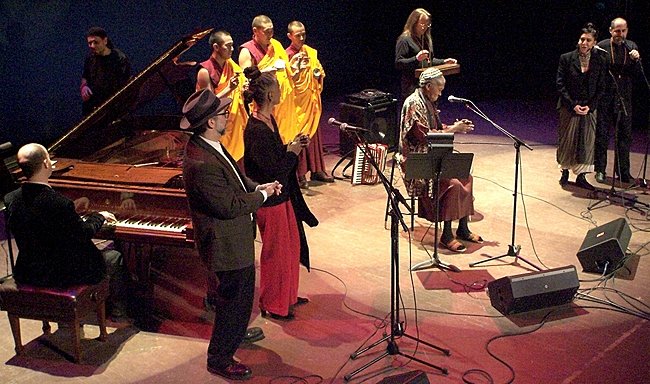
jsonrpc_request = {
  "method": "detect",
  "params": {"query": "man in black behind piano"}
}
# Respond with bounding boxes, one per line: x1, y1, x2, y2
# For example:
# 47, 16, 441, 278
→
80, 27, 131, 115
181, 89, 280, 380
3, 143, 127, 317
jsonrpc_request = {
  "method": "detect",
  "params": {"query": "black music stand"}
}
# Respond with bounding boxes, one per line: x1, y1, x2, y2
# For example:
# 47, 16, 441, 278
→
344, 134, 449, 381
406, 134, 472, 272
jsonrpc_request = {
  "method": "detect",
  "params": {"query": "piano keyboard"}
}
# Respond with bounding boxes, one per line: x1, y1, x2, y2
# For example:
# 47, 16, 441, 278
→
90, 214, 193, 246
113, 215, 188, 233
351, 143, 388, 185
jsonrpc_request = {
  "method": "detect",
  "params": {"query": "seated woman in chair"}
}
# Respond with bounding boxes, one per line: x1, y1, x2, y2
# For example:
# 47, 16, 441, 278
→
400, 67, 482, 252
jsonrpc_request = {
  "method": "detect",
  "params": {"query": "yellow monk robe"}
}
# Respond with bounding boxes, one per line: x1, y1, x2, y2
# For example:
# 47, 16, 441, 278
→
292, 44, 325, 139
215, 60, 247, 161
256, 38, 297, 144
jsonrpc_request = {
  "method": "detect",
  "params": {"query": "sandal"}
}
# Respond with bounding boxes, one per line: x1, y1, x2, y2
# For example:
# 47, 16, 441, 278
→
441, 238, 466, 253
458, 232, 484, 244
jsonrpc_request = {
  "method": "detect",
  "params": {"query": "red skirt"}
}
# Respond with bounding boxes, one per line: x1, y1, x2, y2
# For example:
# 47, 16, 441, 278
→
256, 201, 301, 316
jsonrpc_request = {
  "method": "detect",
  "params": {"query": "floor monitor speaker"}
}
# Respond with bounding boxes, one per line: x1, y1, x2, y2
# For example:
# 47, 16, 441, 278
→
487, 266, 579, 315
378, 370, 430, 384
576, 218, 631, 274
338, 100, 398, 156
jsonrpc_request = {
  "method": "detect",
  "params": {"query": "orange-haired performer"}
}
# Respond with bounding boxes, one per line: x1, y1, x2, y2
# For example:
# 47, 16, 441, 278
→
239, 15, 298, 146
196, 30, 248, 161
286, 21, 333, 188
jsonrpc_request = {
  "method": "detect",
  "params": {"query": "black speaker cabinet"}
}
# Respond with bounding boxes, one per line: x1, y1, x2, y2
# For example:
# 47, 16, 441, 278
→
487, 266, 579, 315
577, 218, 631, 274
378, 370, 430, 384
338, 100, 398, 156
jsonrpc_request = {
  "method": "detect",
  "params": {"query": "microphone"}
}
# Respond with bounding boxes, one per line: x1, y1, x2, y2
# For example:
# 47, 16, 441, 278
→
447, 95, 472, 104
593, 45, 607, 53
0, 142, 12, 154
328, 118, 372, 133
622, 40, 634, 51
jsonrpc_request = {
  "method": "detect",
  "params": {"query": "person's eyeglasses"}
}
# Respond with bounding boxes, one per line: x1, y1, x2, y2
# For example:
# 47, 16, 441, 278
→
216, 110, 230, 117
418, 22, 431, 28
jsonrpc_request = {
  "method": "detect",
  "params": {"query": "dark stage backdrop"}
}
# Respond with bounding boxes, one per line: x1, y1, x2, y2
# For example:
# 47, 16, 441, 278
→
0, 0, 648, 148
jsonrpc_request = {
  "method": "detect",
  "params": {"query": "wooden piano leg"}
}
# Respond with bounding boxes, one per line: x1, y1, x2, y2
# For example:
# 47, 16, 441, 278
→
42, 320, 51, 335
71, 319, 82, 363
121, 241, 154, 296
97, 302, 108, 342
8, 314, 24, 356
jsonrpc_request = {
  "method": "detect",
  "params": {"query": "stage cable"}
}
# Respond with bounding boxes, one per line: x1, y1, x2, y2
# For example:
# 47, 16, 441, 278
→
574, 245, 650, 320
472, 175, 598, 225
310, 266, 384, 322
270, 374, 324, 384
480, 310, 556, 384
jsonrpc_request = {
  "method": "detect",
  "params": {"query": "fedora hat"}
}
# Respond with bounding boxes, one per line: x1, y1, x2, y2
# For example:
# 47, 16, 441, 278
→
180, 89, 232, 130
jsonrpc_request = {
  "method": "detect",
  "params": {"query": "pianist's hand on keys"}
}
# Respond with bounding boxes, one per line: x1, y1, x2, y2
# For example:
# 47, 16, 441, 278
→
98, 211, 118, 224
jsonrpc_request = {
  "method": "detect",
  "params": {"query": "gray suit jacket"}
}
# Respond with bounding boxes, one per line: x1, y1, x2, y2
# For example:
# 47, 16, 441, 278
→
182, 134, 264, 271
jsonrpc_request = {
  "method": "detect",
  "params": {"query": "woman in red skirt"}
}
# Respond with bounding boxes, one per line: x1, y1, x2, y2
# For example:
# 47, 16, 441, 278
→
243, 66, 318, 320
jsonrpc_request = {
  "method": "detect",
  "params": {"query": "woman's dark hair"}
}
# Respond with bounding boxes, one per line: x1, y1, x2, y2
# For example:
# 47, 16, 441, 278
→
581, 22, 598, 40
243, 66, 276, 106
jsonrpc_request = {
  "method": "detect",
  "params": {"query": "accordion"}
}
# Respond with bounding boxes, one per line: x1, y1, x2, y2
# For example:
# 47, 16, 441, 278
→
351, 143, 388, 185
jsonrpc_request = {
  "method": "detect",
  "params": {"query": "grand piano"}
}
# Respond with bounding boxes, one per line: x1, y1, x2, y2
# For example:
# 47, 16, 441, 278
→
45, 28, 213, 285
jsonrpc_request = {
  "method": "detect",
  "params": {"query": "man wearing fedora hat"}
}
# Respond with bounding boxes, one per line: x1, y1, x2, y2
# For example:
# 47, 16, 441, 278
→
181, 89, 280, 380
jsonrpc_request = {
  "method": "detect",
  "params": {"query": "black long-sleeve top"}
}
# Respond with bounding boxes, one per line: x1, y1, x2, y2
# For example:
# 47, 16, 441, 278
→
395, 34, 445, 98
243, 116, 298, 207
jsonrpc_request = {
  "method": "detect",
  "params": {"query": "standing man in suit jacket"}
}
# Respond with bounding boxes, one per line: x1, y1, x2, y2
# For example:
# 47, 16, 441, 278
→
181, 89, 280, 380
594, 17, 642, 184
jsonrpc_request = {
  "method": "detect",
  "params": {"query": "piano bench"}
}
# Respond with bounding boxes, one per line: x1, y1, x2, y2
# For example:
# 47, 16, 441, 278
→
0, 276, 109, 363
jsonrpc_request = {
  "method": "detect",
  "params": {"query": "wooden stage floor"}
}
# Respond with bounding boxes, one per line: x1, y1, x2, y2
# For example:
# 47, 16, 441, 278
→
1, 129, 649, 383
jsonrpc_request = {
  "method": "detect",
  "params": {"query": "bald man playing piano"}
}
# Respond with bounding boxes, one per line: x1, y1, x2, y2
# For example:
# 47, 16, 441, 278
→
4, 143, 128, 318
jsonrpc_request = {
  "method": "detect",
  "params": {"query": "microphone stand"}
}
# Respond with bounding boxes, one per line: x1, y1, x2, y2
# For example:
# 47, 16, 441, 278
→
331, 124, 375, 180
344, 133, 449, 381
331, 147, 356, 180
631, 53, 650, 189
459, 100, 541, 271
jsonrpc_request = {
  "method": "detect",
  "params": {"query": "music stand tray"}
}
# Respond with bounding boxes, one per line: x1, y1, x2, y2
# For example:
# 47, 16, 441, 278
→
405, 150, 473, 272
405, 152, 473, 181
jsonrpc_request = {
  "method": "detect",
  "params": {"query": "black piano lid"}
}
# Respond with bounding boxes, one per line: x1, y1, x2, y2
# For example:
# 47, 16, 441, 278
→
48, 28, 213, 159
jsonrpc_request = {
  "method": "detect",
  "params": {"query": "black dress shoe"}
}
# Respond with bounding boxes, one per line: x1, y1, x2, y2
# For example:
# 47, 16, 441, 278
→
260, 309, 295, 320
242, 327, 264, 343
575, 173, 595, 190
311, 171, 335, 183
208, 361, 252, 380
618, 174, 635, 184
595, 172, 606, 183
298, 175, 309, 189
559, 169, 569, 186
